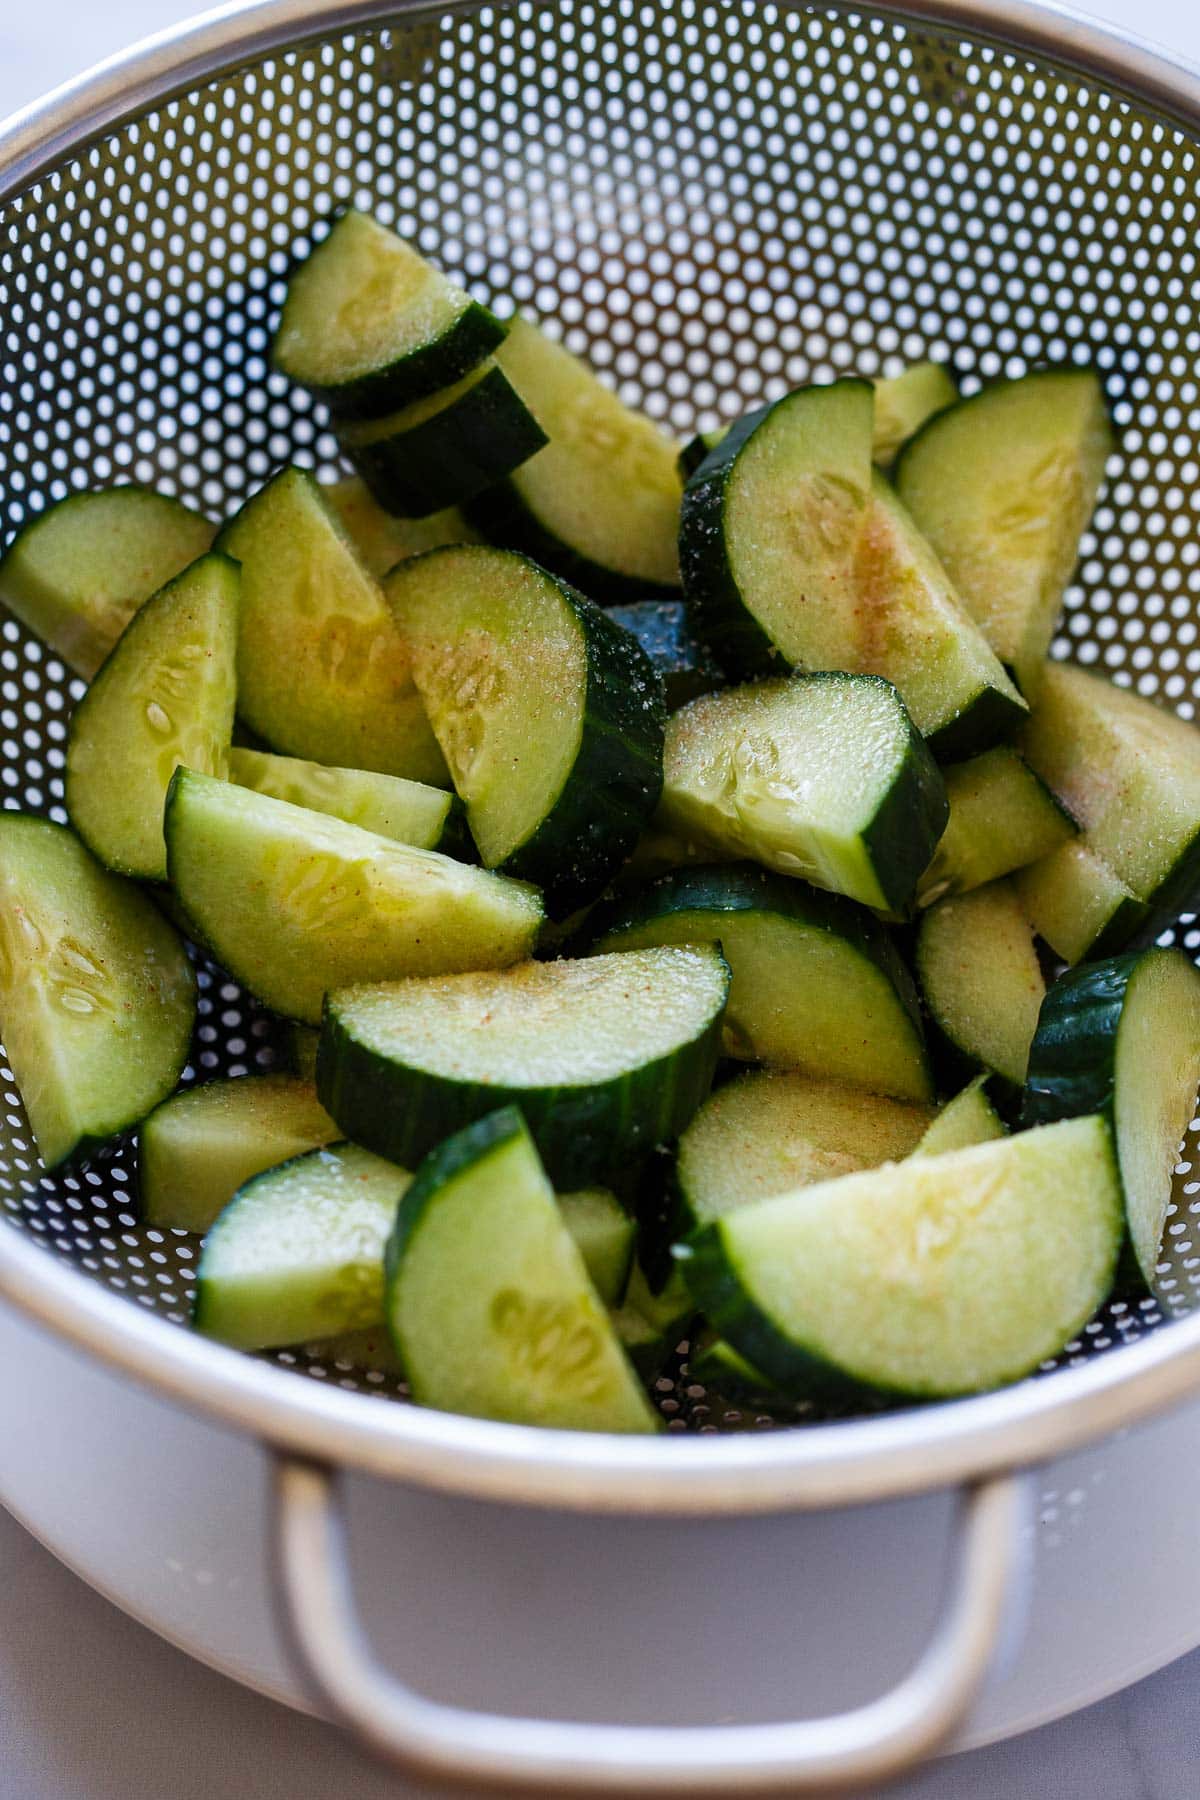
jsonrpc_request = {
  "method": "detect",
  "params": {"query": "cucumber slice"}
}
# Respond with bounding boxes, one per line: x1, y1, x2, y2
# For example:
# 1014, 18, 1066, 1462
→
604, 600, 724, 711
675, 1069, 935, 1231
559, 1189, 636, 1307
227, 747, 466, 856
272, 211, 505, 418
916, 747, 1075, 908
0, 486, 215, 678
659, 673, 948, 913
0, 817, 195, 1169
912, 1076, 1008, 1157
687, 1330, 776, 1405
622, 1259, 694, 1341
680, 1116, 1122, 1399
464, 318, 683, 600
386, 546, 665, 916
217, 468, 446, 785
318, 944, 729, 1187
385, 1108, 658, 1432
1024, 947, 1200, 1292
339, 360, 548, 517
165, 770, 541, 1024
611, 1303, 676, 1384
1016, 840, 1149, 966
916, 880, 1045, 1089
617, 824, 739, 891
870, 363, 958, 469
677, 427, 727, 481
65, 554, 239, 881
894, 370, 1114, 696
287, 1024, 320, 1081
322, 477, 480, 578
590, 864, 932, 1101
194, 1142, 410, 1351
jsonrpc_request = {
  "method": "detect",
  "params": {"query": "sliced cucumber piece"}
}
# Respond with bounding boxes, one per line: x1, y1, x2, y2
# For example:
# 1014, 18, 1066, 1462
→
617, 824, 738, 890
217, 468, 446, 785
1024, 947, 1200, 1292
912, 1076, 1007, 1157
677, 427, 727, 481
611, 1302, 676, 1384
0, 817, 195, 1169
916, 880, 1045, 1089
318, 944, 729, 1187
138, 1075, 339, 1233
465, 318, 683, 599
870, 363, 958, 470
287, 1024, 320, 1081
322, 477, 480, 578
559, 1189, 636, 1307
590, 864, 931, 1100
622, 1259, 694, 1341
1016, 839, 1148, 967
605, 600, 724, 711
916, 747, 1075, 908
65, 553, 239, 881
385, 1108, 658, 1432
894, 370, 1114, 696
194, 1142, 410, 1351
659, 673, 948, 912
227, 747, 465, 856
0, 486, 215, 678
165, 770, 541, 1024
272, 211, 505, 418
386, 546, 664, 916
681, 1116, 1122, 1399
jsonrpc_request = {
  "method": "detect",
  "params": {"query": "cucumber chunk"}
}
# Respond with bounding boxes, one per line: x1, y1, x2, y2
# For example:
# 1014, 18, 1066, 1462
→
322, 477, 480, 578
165, 770, 541, 1024
386, 546, 664, 916
0, 486, 215, 678
138, 1074, 339, 1233
1016, 840, 1149, 966
318, 944, 729, 1187
659, 673, 948, 912
287, 1024, 320, 1081
680, 1116, 1122, 1399
0, 817, 195, 1169
194, 1142, 410, 1351
217, 468, 446, 785
916, 746, 1075, 908
272, 210, 505, 418
895, 370, 1114, 696
590, 864, 932, 1100
912, 1076, 1008, 1157
870, 363, 959, 469
559, 1190, 636, 1307
227, 747, 464, 855
385, 1108, 658, 1432
66, 553, 239, 881
1025, 947, 1200, 1292
916, 880, 1045, 1089
605, 600, 724, 711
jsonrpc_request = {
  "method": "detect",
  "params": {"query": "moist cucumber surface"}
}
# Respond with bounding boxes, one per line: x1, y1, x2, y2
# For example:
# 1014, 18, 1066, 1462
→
912, 1075, 1007, 1157
1016, 839, 1149, 966
322, 477, 480, 577
559, 1189, 636, 1307
916, 746, 1075, 907
916, 880, 1045, 1089
228, 747, 463, 854
870, 363, 958, 469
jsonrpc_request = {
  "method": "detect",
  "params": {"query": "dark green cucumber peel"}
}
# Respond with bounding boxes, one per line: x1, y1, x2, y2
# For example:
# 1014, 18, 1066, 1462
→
855, 679, 950, 914
466, 482, 682, 605
314, 302, 506, 419
605, 600, 724, 710
1023, 954, 1144, 1126
924, 687, 1029, 765
384, 1105, 519, 1286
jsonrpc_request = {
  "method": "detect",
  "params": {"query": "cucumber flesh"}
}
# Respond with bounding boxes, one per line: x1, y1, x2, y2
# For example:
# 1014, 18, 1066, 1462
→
912, 1076, 1007, 1157
322, 477, 480, 578
916, 880, 1045, 1088
870, 363, 958, 469
1016, 839, 1148, 966
916, 746, 1075, 907
228, 747, 461, 854
559, 1190, 636, 1307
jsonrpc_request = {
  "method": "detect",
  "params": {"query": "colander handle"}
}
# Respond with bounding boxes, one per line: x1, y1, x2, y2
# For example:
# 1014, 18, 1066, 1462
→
271, 1453, 1026, 1793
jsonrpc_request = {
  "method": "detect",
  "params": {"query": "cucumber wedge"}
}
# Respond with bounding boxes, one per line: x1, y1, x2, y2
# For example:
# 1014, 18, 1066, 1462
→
0, 817, 195, 1169
385, 1108, 659, 1432
322, 477, 480, 578
1016, 840, 1149, 967
912, 1076, 1008, 1157
590, 864, 932, 1101
272, 210, 505, 418
65, 553, 239, 881
870, 363, 958, 469
318, 945, 729, 1186
193, 1142, 410, 1351
288, 1024, 320, 1081
916, 880, 1045, 1090
559, 1190, 636, 1307
138, 1074, 339, 1233
916, 746, 1075, 908
605, 600, 724, 711
165, 770, 541, 1024
227, 747, 466, 855
659, 673, 948, 912
0, 486, 215, 678
217, 468, 446, 785
1024, 947, 1200, 1292
894, 370, 1114, 696
386, 546, 665, 916
680, 1116, 1122, 1399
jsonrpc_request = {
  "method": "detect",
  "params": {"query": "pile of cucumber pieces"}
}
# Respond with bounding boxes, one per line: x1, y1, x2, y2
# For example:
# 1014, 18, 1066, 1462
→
1, 208, 1198, 1435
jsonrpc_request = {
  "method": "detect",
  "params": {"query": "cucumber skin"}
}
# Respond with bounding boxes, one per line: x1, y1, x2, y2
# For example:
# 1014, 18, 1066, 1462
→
858, 682, 950, 914
925, 686, 1029, 765
465, 485, 682, 606
384, 1106, 524, 1294
278, 300, 508, 422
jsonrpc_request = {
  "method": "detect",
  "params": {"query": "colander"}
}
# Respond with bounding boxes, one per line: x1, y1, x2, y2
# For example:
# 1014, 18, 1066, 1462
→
2, 0, 1200, 1787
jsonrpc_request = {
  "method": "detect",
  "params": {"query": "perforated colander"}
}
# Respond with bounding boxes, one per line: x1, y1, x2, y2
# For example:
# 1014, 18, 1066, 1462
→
3, 0, 1200, 1788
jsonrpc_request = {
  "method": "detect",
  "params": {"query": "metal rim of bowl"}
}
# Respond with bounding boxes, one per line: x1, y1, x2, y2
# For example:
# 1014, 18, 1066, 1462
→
3, 0, 1200, 1516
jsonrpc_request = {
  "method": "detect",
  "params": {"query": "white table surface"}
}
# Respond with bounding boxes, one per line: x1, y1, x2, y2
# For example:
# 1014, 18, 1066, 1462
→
4, 0, 1200, 1794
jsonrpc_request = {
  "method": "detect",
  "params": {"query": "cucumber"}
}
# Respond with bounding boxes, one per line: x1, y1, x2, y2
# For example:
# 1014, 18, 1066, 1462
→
272, 210, 505, 419
193, 1142, 410, 1351
385, 546, 665, 916
559, 1190, 636, 1307
464, 318, 683, 600
677, 427, 727, 481
138, 1075, 339, 1233
317, 944, 729, 1187
658, 673, 948, 913
217, 468, 446, 785
611, 1303, 676, 1384
384, 1108, 658, 1432
1024, 947, 1200, 1292
0, 486, 215, 678
590, 864, 932, 1101
870, 363, 959, 469
894, 370, 1114, 696
1016, 840, 1149, 966
617, 824, 738, 890
679, 1116, 1122, 1399
322, 477, 480, 578
339, 360, 548, 517
915, 880, 1045, 1089
604, 600, 724, 711
287, 1024, 320, 1081
227, 747, 468, 856
0, 817, 195, 1169
165, 770, 541, 1025
916, 747, 1075, 908
675, 1069, 935, 1231
65, 554, 239, 881
622, 1259, 694, 1341
912, 1075, 1008, 1157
